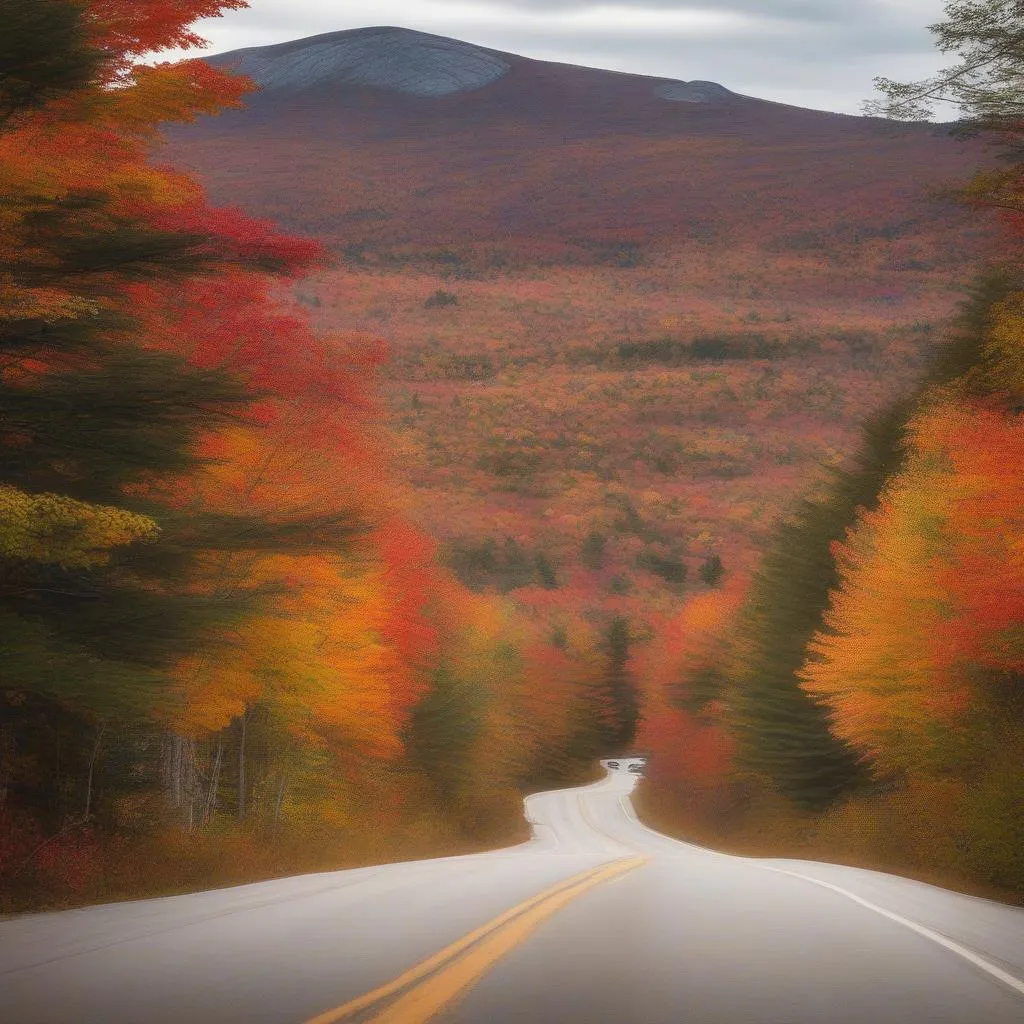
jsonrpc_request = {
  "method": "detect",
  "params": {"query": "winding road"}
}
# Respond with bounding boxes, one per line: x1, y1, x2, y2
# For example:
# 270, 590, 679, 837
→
2, 760, 1023, 1023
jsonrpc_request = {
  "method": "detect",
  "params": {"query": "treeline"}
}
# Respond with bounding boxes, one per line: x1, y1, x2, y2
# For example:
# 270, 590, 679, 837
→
389, 326, 933, 382
639, 0, 1024, 896
0, 1, 641, 911
339, 239, 645, 275
641, 273, 1024, 894
445, 530, 724, 599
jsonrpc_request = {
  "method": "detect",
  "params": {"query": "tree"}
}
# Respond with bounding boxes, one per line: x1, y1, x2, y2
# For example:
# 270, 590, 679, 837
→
866, 2, 1024, 222
0, 0, 102, 126
803, 297, 1024, 775
424, 288, 458, 308
0, 1, 393, 872
699, 554, 725, 587
722, 267, 1024, 813
592, 617, 639, 753
534, 551, 558, 589
634, 589, 743, 815
580, 530, 607, 570
726, 407, 909, 810
0, 1, 264, 726
866, 0, 1024, 127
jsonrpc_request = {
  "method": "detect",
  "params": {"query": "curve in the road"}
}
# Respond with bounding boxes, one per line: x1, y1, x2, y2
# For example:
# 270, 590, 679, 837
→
1, 757, 1022, 1024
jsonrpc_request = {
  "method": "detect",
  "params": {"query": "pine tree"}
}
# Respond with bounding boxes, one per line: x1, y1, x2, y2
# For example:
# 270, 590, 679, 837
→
596, 617, 639, 753
535, 552, 558, 589
725, 271, 1023, 811
728, 407, 908, 809
580, 530, 607, 571
405, 664, 484, 805
0, 0, 101, 126
0, 1, 365, 851
699, 554, 725, 587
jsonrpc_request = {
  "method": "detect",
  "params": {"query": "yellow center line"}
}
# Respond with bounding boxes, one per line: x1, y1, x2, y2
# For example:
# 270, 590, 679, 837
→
305, 855, 648, 1024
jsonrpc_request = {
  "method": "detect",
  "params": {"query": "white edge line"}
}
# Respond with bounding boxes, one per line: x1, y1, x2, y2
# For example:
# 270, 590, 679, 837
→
576, 794, 631, 856
758, 866, 1024, 999
618, 794, 711, 855
619, 793, 1024, 1000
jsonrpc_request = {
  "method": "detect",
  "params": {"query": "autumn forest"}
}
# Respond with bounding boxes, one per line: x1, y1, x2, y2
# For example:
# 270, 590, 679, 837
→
2, 0, 1023, 912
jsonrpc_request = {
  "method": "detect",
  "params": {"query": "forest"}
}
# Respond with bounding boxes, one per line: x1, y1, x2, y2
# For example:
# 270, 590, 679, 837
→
0, 0, 641, 910
1, 0, 1023, 913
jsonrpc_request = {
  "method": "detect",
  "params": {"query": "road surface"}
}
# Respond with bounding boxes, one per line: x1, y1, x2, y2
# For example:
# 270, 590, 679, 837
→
2, 760, 1023, 1023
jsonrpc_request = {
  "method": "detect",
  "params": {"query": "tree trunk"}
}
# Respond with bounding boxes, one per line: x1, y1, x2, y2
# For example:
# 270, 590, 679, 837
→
237, 710, 248, 823
168, 733, 184, 809
204, 735, 224, 825
272, 771, 287, 834
185, 739, 197, 832
83, 721, 105, 822
0, 722, 12, 812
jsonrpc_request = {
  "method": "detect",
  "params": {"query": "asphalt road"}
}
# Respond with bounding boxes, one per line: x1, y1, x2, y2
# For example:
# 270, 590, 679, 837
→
2, 760, 1023, 1023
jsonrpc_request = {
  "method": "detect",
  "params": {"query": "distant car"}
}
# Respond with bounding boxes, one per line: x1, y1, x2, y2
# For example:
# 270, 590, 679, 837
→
628, 764, 643, 774
607, 761, 620, 769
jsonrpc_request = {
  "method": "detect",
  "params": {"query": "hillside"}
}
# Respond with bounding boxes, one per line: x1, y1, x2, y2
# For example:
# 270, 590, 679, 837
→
162, 26, 992, 613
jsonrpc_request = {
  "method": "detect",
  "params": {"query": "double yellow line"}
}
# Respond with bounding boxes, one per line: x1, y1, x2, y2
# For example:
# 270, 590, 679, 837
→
305, 855, 647, 1024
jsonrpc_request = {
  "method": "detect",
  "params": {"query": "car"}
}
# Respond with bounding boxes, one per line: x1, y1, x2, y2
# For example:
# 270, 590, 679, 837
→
628, 763, 643, 774
607, 760, 620, 769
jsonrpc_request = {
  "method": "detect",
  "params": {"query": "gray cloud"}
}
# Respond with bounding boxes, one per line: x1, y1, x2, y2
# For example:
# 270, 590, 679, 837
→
484, 0, 876, 19
174, 1, 953, 115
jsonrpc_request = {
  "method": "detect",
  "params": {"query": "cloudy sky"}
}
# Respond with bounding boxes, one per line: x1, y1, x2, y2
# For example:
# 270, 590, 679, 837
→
172, 1, 955, 115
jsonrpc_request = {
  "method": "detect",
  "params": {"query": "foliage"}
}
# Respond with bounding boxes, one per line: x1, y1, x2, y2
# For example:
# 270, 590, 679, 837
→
9, 0, 1024, 909
725, 408, 909, 809
1, 1, 588, 909
698, 554, 725, 587
0, 0, 102, 125
590, 617, 639, 754
0, 485, 158, 568
866, 0, 1024, 127
424, 288, 458, 308
803, 349, 1024, 778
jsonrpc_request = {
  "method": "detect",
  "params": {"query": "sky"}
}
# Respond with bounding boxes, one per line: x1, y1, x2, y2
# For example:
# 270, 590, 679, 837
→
171, 1, 956, 116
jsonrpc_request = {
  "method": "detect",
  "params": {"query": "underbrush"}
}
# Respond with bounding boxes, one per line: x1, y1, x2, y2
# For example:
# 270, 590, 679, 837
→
0, 796, 531, 916
634, 778, 1024, 907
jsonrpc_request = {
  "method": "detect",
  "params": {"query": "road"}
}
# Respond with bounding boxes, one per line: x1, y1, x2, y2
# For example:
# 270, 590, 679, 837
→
2, 760, 1023, 1023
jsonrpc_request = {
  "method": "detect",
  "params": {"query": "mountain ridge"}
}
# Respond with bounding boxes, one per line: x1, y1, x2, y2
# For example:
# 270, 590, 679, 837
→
163, 22, 990, 609
208, 24, 739, 105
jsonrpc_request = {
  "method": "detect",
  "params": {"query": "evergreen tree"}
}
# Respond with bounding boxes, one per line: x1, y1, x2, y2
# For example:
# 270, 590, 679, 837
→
699, 554, 725, 587
500, 536, 534, 591
580, 530, 607, 571
0, 0, 101, 126
405, 664, 484, 806
535, 552, 558, 589
728, 407, 908, 809
595, 617, 639, 753
0, 2, 359, 841
727, 275, 1016, 810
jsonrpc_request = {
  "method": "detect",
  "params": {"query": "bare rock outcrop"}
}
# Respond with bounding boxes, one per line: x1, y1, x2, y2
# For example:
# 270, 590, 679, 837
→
655, 81, 734, 103
219, 26, 511, 97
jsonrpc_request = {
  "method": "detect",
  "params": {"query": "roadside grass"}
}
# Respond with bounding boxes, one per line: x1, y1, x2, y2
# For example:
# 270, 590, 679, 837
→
633, 780, 1024, 908
0, 803, 531, 917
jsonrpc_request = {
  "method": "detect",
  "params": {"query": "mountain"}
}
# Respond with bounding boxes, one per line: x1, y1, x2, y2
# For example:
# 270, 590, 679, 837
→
211, 26, 515, 98
166, 26, 980, 255
162, 28, 991, 603
208, 25, 737, 104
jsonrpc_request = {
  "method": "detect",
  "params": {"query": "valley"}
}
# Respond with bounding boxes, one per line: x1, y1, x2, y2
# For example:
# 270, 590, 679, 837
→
164, 28, 992, 615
